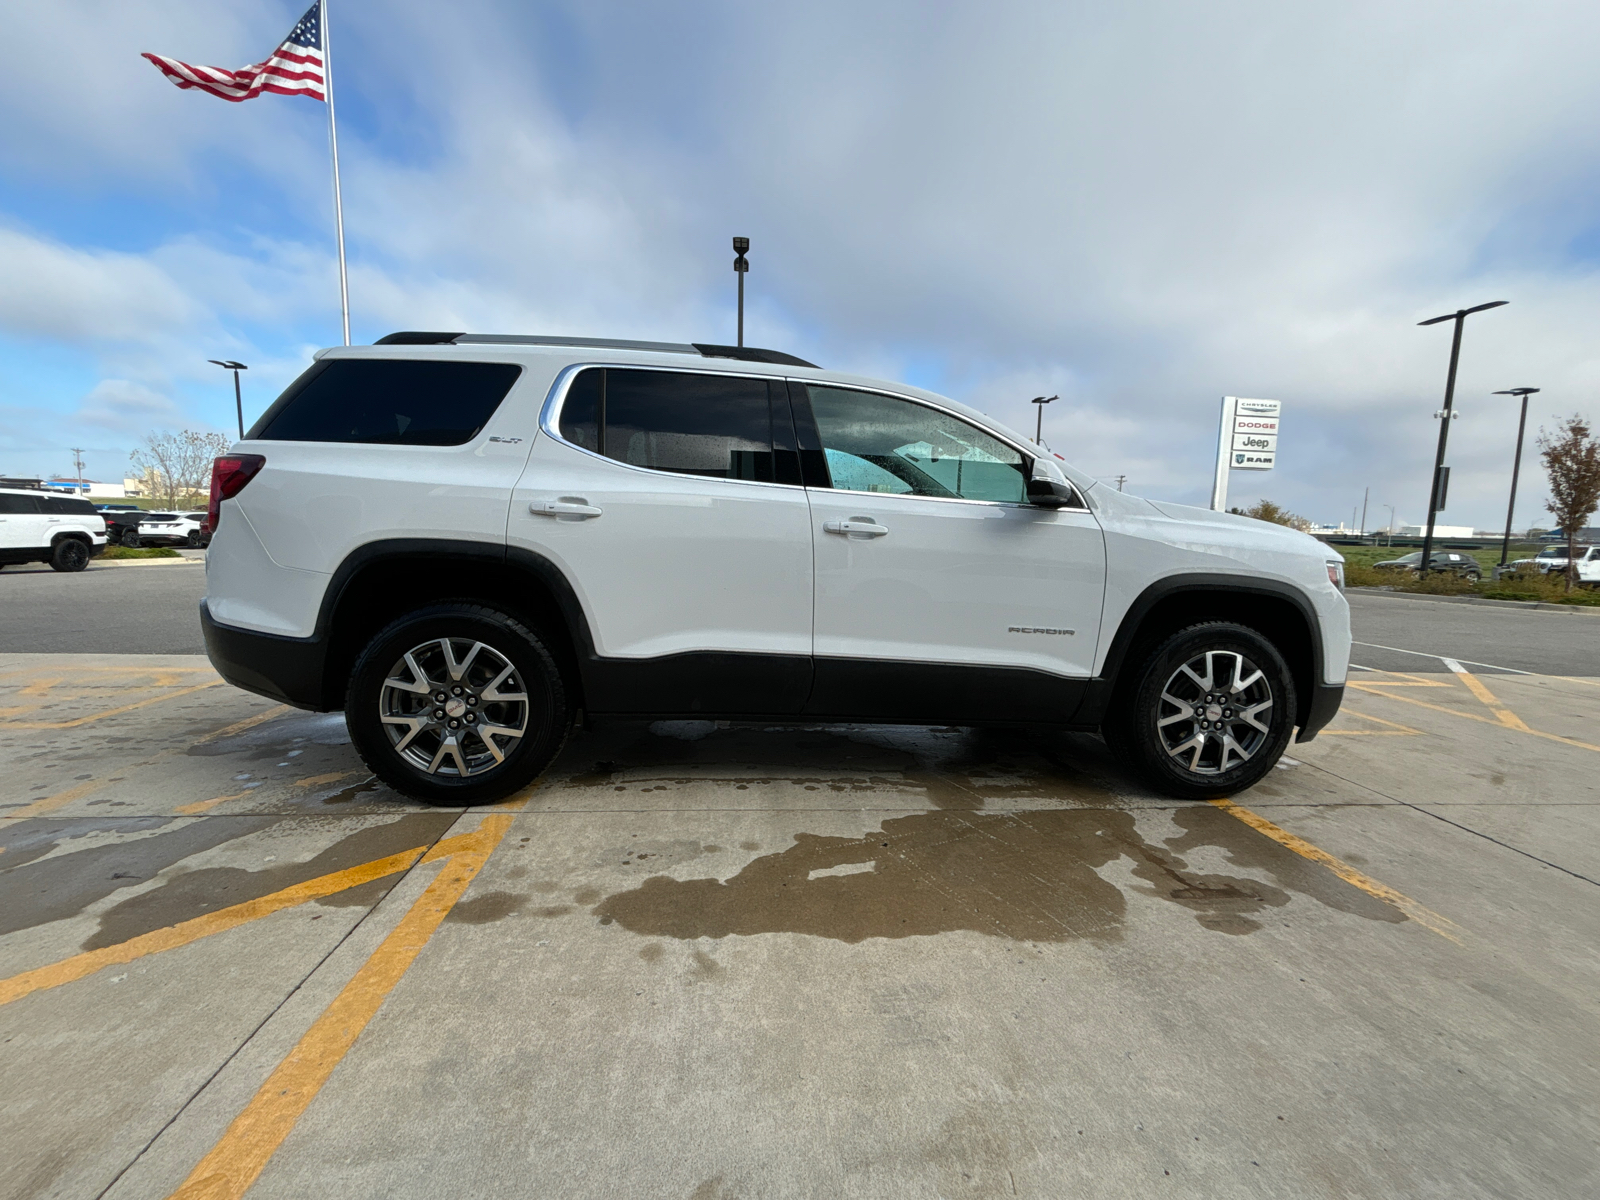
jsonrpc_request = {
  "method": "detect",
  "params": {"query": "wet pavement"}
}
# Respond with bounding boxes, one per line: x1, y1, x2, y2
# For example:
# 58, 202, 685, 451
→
2, 650, 1597, 1199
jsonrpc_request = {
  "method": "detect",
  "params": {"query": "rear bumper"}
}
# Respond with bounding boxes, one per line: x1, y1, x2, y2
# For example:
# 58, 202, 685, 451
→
200, 600, 331, 711
1295, 683, 1344, 742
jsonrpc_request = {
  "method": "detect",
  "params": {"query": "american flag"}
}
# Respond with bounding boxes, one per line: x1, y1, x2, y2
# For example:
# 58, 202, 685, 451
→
143, 4, 325, 103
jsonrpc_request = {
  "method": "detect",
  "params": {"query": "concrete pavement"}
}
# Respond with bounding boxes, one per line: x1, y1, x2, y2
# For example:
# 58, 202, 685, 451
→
3, 633, 1598, 1198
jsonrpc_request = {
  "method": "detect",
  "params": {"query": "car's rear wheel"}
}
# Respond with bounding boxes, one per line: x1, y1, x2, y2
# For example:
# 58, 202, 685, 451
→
49, 539, 91, 573
1103, 622, 1296, 800
185, 529, 201, 547
345, 603, 571, 806
123, 533, 140, 548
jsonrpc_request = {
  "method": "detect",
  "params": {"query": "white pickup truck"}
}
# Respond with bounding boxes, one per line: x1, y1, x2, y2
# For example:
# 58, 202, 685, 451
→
1512, 545, 1600, 583
0, 488, 107, 571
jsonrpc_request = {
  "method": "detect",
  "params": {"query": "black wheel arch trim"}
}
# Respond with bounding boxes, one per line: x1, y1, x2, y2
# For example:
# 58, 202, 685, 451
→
1077, 573, 1331, 731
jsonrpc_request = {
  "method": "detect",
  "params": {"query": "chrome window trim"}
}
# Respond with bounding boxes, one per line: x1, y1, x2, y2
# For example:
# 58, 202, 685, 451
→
535, 361, 1093, 512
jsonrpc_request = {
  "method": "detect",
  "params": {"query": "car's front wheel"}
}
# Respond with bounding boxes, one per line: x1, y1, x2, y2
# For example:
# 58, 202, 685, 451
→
1104, 622, 1296, 800
345, 603, 571, 806
49, 539, 91, 573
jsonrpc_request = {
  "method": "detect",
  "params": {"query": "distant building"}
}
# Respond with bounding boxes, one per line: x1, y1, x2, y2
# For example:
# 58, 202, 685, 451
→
1398, 524, 1474, 538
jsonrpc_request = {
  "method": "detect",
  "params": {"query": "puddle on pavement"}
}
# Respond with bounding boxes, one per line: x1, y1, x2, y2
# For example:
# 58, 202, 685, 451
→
594, 805, 1403, 943
558, 722, 1114, 808
81, 811, 458, 948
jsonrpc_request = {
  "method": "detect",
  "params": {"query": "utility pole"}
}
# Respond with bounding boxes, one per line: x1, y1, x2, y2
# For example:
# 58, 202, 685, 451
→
1115, 475, 1127, 491
732, 237, 749, 347
1031, 395, 1058, 445
209, 360, 249, 439
1492, 388, 1539, 570
1359, 486, 1369, 536
1416, 300, 1508, 575
71, 447, 86, 496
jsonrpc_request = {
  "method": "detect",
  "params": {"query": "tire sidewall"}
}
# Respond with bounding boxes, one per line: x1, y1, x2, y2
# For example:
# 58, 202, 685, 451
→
1119, 622, 1297, 800
345, 604, 569, 805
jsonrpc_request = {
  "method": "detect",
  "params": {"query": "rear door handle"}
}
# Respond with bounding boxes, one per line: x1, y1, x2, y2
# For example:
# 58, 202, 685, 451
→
531, 498, 603, 519
823, 518, 889, 538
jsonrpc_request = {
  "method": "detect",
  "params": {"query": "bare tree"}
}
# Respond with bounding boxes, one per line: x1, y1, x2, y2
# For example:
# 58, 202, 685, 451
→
129, 431, 231, 509
1235, 499, 1312, 532
1538, 415, 1600, 592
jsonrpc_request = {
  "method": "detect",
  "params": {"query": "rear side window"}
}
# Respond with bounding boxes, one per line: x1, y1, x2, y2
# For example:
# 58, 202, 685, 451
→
251, 359, 522, 445
558, 368, 793, 483
0, 492, 41, 514
44, 496, 97, 515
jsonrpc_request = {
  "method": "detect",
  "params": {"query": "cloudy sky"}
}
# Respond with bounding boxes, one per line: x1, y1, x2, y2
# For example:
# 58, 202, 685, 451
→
4, 0, 1598, 530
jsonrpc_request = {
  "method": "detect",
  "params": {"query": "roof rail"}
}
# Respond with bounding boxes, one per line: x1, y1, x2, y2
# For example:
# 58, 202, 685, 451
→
372, 331, 818, 368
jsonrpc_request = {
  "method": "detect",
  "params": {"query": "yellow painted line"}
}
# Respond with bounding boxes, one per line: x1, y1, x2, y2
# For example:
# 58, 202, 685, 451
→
18, 677, 65, 697
1347, 682, 1600, 753
1354, 668, 1453, 688
11, 778, 106, 819
191, 704, 293, 745
0, 846, 429, 1008
292, 771, 360, 789
1207, 798, 1462, 942
175, 791, 254, 816
1320, 730, 1414, 736
167, 812, 522, 1200
0, 680, 224, 730
1441, 659, 1531, 731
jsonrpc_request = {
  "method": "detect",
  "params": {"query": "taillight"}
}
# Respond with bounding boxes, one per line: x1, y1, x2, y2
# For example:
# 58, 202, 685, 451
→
208, 454, 266, 533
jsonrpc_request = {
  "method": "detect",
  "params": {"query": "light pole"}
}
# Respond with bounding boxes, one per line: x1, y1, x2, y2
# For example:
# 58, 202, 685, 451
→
1416, 300, 1507, 575
1492, 387, 1539, 570
732, 237, 749, 347
209, 360, 249, 439
1383, 504, 1396, 544
1031, 395, 1058, 445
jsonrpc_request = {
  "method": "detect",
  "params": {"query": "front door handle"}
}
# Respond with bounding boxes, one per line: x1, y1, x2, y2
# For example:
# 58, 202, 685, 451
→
531, 498, 603, 519
823, 518, 889, 538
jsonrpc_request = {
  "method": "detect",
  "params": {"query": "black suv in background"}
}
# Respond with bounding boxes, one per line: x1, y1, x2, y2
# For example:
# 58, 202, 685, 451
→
1371, 551, 1482, 581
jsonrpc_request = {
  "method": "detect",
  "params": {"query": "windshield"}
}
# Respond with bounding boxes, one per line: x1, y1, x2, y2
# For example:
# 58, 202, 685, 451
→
1537, 548, 1566, 558
1388, 552, 1424, 564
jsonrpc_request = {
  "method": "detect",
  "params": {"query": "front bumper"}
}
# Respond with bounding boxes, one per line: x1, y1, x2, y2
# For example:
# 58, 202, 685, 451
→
1295, 683, 1344, 742
200, 600, 332, 711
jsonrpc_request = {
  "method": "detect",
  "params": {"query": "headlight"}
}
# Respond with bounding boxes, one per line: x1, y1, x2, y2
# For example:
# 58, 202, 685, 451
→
1326, 561, 1344, 591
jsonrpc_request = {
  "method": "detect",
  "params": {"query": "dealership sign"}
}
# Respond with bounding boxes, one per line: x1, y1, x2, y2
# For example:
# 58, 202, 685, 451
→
1211, 397, 1282, 509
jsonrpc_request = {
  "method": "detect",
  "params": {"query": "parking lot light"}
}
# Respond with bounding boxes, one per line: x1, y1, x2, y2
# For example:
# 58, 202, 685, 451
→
208, 360, 249, 440
1031, 395, 1058, 445
1416, 301, 1508, 576
732, 237, 749, 348
1492, 388, 1540, 571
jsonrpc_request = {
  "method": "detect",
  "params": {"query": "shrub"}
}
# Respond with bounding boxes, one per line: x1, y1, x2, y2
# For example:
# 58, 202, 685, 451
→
102, 545, 181, 560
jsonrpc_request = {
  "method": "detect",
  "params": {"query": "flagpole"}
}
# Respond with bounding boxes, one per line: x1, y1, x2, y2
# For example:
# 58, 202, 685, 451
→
321, 0, 351, 345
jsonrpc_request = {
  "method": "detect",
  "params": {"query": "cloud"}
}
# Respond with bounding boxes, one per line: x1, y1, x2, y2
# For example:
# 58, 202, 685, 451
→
5, 0, 1600, 528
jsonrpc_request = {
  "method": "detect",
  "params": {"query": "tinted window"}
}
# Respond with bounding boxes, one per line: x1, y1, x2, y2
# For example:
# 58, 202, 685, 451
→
805, 386, 1027, 502
558, 368, 784, 483
0, 492, 41, 514
44, 496, 97, 515
252, 359, 522, 445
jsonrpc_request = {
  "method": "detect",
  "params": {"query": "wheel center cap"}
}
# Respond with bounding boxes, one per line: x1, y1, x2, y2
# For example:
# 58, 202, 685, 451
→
1204, 703, 1223, 722
444, 697, 468, 718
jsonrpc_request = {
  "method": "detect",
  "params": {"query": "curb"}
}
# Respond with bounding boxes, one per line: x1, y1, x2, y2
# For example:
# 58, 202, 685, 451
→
1348, 586, 1600, 615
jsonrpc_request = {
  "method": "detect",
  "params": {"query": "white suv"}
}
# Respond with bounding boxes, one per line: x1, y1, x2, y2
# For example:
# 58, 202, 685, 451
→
0, 488, 107, 572
200, 334, 1350, 805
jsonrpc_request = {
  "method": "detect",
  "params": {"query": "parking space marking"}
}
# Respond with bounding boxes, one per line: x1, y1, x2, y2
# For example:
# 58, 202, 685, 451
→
292, 771, 360, 790
0, 846, 430, 1008
174, 791, 255, 815
1207, 798, 1462, 942
166, 810, 522, 1200
1347, 679, 1600, 754
1320, 708, 1422, 736
191, 705, 293, 745
11, 777, 108, 819
1439, 658, 1531, 731
0, 680, 224, 730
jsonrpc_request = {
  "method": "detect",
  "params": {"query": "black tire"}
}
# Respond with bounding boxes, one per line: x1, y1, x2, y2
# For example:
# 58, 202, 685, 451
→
123, 533, 140, 549
185, 529, 201, 547
345, 603, 571, 806
49, 539, 91, 573
1102, 621, 1297, 800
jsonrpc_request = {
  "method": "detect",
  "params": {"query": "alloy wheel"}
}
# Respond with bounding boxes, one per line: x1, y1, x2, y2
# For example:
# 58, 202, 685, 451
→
378, 637, 530, 777
1154, 649, 1274, 776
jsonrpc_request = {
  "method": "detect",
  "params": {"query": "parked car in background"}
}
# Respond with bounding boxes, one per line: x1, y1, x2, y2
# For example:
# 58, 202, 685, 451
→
1371, 550, 1482, 580
100, 507, 146, 545
0, 488, 107, 571
1510, 545, 1600, 583
128, 511, 210, 548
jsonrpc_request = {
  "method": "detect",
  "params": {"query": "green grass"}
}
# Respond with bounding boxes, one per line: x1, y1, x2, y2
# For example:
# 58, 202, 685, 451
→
101, 545, 181, 560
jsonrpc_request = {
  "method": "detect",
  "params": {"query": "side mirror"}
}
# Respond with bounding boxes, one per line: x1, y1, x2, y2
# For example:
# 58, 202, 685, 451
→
1027, 459, 1081, 509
